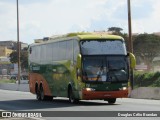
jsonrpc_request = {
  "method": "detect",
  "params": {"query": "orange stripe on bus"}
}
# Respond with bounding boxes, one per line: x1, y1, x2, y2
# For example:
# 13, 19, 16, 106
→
82, 89, 128, 100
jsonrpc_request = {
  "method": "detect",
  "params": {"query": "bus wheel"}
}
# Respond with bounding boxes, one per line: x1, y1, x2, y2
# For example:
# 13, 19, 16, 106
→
36, 86, 41, 101
40, 86, 44, 100
106, 98, 116, 104
40, 86, 53, 101
69, 88, 79, 103
46, 96, 53, 101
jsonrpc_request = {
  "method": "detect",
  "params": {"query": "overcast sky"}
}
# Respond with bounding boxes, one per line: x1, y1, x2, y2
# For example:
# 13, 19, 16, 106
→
0, 0, 160, 44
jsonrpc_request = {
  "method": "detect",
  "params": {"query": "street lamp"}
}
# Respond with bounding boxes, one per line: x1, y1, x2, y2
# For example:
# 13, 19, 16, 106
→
16, 0, 21, 84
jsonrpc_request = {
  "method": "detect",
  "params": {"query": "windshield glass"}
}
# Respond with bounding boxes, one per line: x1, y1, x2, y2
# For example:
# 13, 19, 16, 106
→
82, 56, 128, 82
80, 40, 127, 55
107, 57, 128, 82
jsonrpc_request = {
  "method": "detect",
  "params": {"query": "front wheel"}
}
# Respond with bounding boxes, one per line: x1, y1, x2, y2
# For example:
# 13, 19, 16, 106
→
69, 88, 79, 103
105, 98, 116, 104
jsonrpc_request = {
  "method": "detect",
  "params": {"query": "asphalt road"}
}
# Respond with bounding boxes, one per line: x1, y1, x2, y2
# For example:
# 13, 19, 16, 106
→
0, 89, 160, 120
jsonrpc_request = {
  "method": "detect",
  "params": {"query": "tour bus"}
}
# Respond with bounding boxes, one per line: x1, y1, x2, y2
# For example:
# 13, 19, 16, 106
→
28, 32, 136, 104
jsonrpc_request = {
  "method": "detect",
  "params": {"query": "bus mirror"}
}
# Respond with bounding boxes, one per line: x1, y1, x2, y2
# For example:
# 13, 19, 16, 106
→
77, 68, 81, 76
129, 52, 136, 69
77, 54, 82, 68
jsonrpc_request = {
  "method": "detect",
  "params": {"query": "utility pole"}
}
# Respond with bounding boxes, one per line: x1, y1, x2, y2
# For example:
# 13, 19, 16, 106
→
17, 0, 21, 84
127, 0, 134, 90
128, 0, 133, 53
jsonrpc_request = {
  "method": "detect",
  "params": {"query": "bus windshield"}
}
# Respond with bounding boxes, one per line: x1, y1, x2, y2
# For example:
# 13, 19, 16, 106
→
80, 40, 127, 55
82, 56, 128, 82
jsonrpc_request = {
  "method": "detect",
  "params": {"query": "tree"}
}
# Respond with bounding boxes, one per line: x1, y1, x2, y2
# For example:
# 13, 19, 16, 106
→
108, 27, 129, 50
9, 51, 18, 63
9, 50, 28, 69
133, 33, 160, 70
108, 27, 123, 35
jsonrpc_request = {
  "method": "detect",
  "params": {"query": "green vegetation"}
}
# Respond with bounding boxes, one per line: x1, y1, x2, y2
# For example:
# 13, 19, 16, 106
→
9, 50, 28, 69
133, 34, 160, 71
0, 79, 16, 83
134, 71, 160, 88
107, 27, 160, 71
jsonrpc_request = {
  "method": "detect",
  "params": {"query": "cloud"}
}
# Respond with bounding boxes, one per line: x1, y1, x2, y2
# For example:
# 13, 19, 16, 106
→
18, 0, 111, 43
132, 0, 153, 19
0, 0, 160, 44
131, 0, 160, 33
0, 1, 17, 40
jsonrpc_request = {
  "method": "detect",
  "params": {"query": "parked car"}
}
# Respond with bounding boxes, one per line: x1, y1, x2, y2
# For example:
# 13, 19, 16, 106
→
16, 75, 29, 84
10, 75, 17, 80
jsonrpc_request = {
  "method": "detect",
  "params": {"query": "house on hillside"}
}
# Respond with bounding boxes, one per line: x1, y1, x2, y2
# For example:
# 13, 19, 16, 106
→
152, 56, 160, 72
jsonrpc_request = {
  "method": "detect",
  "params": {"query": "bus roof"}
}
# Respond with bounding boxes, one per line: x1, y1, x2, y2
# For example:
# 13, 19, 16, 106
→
31, 32, 123, 46
51, 32, 123, 40
77, 34, 123, 40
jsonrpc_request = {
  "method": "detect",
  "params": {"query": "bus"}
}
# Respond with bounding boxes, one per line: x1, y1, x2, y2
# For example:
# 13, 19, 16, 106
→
28, 32, 136, 104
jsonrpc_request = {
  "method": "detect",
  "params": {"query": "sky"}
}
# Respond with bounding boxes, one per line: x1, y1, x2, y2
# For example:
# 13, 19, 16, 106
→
0, 0, 160, 44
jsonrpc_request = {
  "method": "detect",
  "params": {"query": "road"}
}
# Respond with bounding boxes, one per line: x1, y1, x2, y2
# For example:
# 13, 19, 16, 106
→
0, 89, 160, 120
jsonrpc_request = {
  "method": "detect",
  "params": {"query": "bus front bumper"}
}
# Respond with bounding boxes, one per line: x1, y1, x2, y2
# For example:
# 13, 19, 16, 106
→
82, 89, 128, 100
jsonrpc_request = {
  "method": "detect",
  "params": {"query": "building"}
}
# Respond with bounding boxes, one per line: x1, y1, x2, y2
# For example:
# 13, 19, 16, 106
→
0, 41, 28, 77
0, 57, 11, 75
152, 56, 160, 72
153, 32, 160, 36
0, 41, 16, 50
0, 41, 28, 50
0, 46, 13, 57
0, 47, 12, 76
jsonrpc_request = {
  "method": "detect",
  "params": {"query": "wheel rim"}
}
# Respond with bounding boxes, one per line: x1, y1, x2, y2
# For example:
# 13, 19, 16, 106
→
36, 93, 40, 100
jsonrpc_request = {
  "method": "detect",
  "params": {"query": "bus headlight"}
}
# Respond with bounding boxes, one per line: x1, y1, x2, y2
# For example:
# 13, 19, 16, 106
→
119, 87, 127, 90
84, 88, 95, 91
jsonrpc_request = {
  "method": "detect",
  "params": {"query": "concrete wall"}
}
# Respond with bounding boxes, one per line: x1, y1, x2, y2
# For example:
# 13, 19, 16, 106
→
0, 83, 29, 92
131, 87, 160, 100
0, 84, 160, 100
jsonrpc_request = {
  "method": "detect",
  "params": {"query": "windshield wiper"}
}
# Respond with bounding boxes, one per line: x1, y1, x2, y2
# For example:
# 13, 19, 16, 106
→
83, 72, 88, 80
96, 75, 100, 81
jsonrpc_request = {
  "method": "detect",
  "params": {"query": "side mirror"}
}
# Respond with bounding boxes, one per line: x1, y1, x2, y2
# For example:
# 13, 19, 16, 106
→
128, 52, 136, 69
76, 54, 82, 79
77, 54, 82, 68
77, 68, 81, 76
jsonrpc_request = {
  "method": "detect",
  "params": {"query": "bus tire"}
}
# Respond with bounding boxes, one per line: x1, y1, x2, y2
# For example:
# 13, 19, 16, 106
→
35, 84, 41, 101
45, 96, 53, 101
40, 86, 45, 100
105, 98, 116, 104
40, 86, 53, 101
68, 88, 79, 103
